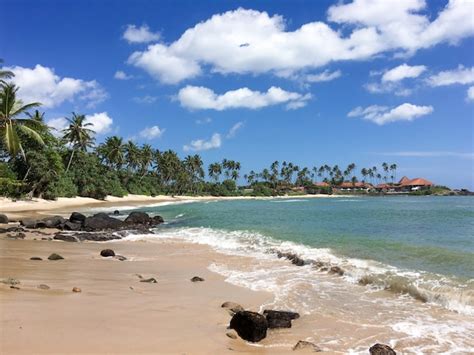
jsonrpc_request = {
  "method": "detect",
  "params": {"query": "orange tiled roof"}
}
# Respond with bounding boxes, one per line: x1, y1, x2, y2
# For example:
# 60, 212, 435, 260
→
404, 178, 433, 186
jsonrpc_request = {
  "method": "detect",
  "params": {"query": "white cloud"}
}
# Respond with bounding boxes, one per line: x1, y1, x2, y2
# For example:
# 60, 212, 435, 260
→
348, 103, 433, 125
7, 64, 107, 108
227, 122, 244, 138
128, 3, 474, 83
114, 70, 133, 80
426, 65, 474, 86
183, 133, 222, 152
305, 70, 341, 83
381, 63, 426, 82
133, 95, 158, 104
139, 125, 165, 139
123, 24, 161, 43
45, 117, 68, 136
467, 86, 474, 101
84, 112, 113, 134
178, 85, 311, 111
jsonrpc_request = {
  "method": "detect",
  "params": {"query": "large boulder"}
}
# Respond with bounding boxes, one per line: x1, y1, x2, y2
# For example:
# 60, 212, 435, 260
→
100, 249, 115, 257
369, 344, 396, 355
152, 215, 164, 225
124, 211, 153, 225
42, 216, 65, 228
69, 212, 86, 225
62, 221, 82, 231
20, 219, 37, 229
263, 310, 300, 329
83, 213, 124, 231
0, 214, 9, 223
229, 311, 268, 342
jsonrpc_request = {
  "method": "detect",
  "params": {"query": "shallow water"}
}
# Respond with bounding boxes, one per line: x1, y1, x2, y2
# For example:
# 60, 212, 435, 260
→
119, 196, 474, 352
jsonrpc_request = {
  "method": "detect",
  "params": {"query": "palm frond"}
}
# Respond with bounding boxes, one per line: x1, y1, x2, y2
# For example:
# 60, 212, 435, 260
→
17, 124, 45, 146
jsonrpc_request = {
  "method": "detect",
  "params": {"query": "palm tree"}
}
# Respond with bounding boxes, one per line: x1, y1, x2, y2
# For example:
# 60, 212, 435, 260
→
62, 112, 95, 172
0, 59, 14, 85
390, 164, 397, 183
139, 144, 154, 177
97, 136, 125, 170
208, 162, 222, 183
124, 141, 141, 173
0, 83, 44, 159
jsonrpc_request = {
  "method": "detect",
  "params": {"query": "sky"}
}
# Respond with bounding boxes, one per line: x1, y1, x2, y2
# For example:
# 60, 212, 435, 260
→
1, 0, 473, 189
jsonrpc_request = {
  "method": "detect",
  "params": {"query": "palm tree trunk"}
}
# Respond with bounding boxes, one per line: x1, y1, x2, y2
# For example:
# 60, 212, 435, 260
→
66, 149, 75, 173
22, 166, 31, 181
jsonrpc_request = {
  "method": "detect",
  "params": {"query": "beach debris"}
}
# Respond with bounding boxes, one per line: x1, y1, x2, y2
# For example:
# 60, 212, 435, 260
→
1, 277, 20, 286
221, 301, 244, 315
38, 284, 50, 290
114, 255, 127, 261
62, 221, 82, 231
84, 213, 124, 231
140, 277, 158, 283
369, 343, 396, 355
191, 276, 205, 282
42, 215, 66, 228
72, 287, 82, 293
226, 331, 238, 339
20, 219, 37, 229
113, 210, 120, 215
229, 311, 268, 342
292, 340, 322, 352
30, 257, 42, 260
100, 249, 115, 257
0, 214, 9, 223
329, 266, 344, 276
69, 212, 86, 225
276, 251, 306, 266
54, 233, 79, 242
47, 253, 64, 260
263, 310, 300, 329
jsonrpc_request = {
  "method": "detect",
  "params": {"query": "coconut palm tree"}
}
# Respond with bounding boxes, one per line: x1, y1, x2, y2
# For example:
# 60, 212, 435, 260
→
0, 59, 14, 85
124, 140, 141, 173
208, 162, 222, 183
62, 112, 95, 172
0, 83, 44, 159
390, 163, 397, 183
139, 144, 154, 177
97, 136, 125, 170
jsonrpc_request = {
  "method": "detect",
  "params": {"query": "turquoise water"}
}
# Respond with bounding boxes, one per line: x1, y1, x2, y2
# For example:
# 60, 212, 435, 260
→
136, 196, 474, 281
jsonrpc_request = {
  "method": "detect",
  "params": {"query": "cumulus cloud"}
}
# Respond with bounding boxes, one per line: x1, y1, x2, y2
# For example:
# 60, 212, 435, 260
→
114, 70, 133, 80
183, 133, 222, 152
426, 65, 474, 86
139, 125, 165, 139
127, 2, 474, 83
84, 112, 113, 134
226, 122, 244, 138
7, 64, 107, 108
305, 70, 341, 83
382, 63, 426, 82
348, 103, 433, 125
178, 86, 311, 111
467, 86, 474, 101
133, 95, 158, 104
123, 24, 161, 43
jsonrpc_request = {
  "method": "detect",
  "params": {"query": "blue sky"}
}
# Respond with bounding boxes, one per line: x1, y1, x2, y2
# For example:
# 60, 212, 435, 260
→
1, 0, 473, 188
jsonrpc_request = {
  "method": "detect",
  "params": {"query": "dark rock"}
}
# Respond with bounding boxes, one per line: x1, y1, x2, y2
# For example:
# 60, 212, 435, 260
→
113, 210, 120, 215
42, 216, 66, 228
124, 211, 153, 225
140, 277, 157, 283
277, 251, 306, 266
20, 219, 37, 229
30, 257, 42, 260
47, 253, 64, 260
292, 340, 322, 352
54, 233, 79, 242
369, 344, 396, 355
152, 215, 164, 225
35, 220, 47, 228
10, 285, 20, 290
72, 287, 82, 293
77, 232, 120, 242
114, 255, 127, 261
69, 212, 86, 224
38, 284, 50, 290
100, 249, 115, 257
191, 276, 205, 282
62, 221, 82, 231
329, 266, 344, 276
229, 311, 268, 342
221, 301, 245, 315
263, 310, 300, 329
0, 214, 9, 223
84, 213, 124, 231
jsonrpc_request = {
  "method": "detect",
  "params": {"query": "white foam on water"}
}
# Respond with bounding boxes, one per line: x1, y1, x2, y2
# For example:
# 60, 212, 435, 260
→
270, 199, 309, 203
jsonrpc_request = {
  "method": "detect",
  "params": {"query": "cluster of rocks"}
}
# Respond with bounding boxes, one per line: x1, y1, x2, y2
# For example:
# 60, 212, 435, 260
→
275, 250, 345, 276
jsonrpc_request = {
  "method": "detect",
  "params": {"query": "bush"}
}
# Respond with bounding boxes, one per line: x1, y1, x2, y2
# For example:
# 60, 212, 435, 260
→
0, 178, 25, 198
43, 174, 78, 200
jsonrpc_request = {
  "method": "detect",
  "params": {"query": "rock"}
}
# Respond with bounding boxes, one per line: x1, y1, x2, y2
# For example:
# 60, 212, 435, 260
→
263, 310, 300, 329
226, 331, 238, 339
10, 285, 20, 290
20, 219, 37, 229
6, 232, 25, 239
0, 214, 9, 223
329, 266, 344, 276
53, 233, 79, 242
30, 257, 42, 260
38, 284, 50, 290
62, 221, 82, 231
100, 249, 115, 257
191, 276, 205, 282
369, 344, 396, 355
69, 212, 86, 224
84, 213, 124, 231
114, 255, 127, 261
72, 287, 82, 293
229, 311, 268, 342
42, 216, 66, 228
277, 251, 306, 266
35, 220, 48, 228
47, 253, 64, 260
140, 277, 157, 283
292, 340, 322, 352
124, 211, 153, 225
113, 210, 120, 215
152, 215, 164, 225
221, 301, 245, 315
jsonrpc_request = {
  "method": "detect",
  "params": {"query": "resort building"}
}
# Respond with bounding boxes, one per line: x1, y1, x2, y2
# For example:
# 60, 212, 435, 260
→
376, 176, 434, 193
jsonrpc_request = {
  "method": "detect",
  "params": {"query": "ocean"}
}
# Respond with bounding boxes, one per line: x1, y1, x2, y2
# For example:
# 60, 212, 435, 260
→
115, 196, 474, 352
